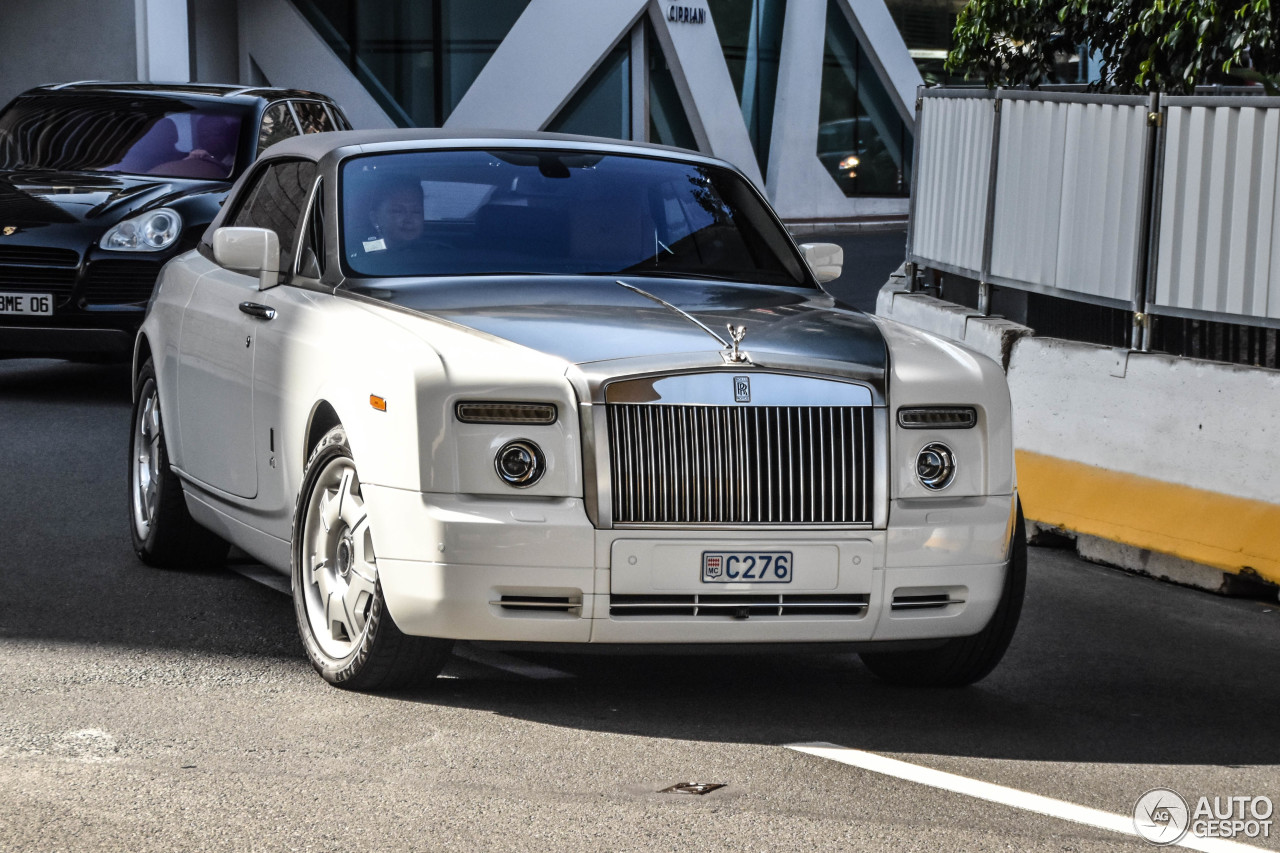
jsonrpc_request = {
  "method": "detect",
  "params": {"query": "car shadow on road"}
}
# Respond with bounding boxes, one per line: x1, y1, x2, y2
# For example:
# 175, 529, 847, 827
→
0, 357, 304, 661
0, 357, 133, 403
394, 552, 1280, 769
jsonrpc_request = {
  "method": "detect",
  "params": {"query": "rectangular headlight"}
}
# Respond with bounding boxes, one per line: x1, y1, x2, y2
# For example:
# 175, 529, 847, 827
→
455, 401, 558, 425
897, 406, 976, 429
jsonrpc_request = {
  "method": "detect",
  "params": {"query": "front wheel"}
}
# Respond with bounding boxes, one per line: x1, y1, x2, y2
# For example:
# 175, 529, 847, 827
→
129, 359, 228, 568
860, 501, 1027, 687
292, 426, 452, 690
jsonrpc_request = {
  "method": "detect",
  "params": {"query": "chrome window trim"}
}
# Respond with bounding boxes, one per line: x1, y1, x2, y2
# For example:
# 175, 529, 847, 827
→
290, 174, 324, 282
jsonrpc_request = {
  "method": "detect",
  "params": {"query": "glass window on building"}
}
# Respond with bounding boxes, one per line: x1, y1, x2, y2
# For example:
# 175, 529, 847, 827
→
884, 0, 1086, 84
818, 0, 913, 197
646, 19, 698, 151
883, 0, 968, 86
297, 0, 532, 127
706, 0, 785, 178
546, 44, 631, 139
547, 19, 698, 151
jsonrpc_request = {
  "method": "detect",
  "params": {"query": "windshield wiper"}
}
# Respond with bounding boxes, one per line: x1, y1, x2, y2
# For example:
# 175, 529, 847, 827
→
612, 269, 741, 282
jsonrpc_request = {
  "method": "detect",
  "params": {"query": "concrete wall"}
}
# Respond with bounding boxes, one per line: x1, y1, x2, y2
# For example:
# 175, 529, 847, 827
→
136, 0, 190, 81
191, 0, 239, 83
878, 272, 1280, 591
0, 0, 138, 106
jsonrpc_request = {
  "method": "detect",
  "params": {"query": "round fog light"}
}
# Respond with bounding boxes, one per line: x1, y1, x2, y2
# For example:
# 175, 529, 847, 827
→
495, 440, 545, 487
916, 443, 956, 490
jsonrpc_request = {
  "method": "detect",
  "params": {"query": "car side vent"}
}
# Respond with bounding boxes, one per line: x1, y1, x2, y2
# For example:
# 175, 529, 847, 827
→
492, 594, 582, 616
610, 593, 869, 619
890, 592, 965, 611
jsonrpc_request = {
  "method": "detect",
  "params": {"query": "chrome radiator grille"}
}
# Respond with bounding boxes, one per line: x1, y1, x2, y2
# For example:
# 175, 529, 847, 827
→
606, 404, 874, 525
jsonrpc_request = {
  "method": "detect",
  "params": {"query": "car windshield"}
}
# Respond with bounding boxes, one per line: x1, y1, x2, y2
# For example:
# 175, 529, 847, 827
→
340, 149, 812, 286
0, 94, 246, 180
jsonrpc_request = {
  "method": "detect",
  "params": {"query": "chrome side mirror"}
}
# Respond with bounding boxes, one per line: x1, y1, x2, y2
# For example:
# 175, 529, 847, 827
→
213, 226, 280, 290
799, 242, 844, 284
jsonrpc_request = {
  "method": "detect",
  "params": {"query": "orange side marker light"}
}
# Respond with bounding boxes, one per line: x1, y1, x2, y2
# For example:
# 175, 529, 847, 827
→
370, 395, 387, 412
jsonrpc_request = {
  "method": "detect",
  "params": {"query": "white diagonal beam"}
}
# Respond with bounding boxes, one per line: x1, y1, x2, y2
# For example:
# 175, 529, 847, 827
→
445, 0, 648, 131
649, 2, 764, 188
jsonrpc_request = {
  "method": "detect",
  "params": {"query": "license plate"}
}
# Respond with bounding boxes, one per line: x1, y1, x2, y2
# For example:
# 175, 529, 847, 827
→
0, 292, 52, 315
701, 551, 793, 584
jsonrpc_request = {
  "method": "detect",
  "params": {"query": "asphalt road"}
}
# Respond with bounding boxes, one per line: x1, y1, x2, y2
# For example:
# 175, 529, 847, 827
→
3, 340, 1279, 851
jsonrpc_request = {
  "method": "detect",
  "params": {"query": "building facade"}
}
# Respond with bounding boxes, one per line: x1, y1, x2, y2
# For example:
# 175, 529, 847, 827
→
0, 0, 970, 222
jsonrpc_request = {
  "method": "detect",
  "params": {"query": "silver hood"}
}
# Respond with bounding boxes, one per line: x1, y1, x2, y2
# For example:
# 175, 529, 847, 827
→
346, 275, 888, 372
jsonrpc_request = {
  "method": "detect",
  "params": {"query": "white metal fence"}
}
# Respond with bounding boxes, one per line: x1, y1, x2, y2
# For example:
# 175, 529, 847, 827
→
908, 91, 995, 279
905, 88, 1280, 343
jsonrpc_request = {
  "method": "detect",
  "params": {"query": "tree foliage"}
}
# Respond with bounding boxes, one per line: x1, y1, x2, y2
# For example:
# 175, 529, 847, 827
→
947, 0, 1279, 93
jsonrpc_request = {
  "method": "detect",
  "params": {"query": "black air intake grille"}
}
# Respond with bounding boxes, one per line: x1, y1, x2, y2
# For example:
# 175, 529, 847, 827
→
610, 593, 870, 618
83, 259, 161, 304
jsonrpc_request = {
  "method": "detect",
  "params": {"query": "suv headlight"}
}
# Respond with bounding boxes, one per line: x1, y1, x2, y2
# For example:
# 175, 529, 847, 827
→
100, 208, 183, 251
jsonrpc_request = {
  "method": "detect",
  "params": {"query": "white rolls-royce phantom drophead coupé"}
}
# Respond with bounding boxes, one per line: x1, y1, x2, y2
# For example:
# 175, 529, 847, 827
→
128, 130, 1024, 691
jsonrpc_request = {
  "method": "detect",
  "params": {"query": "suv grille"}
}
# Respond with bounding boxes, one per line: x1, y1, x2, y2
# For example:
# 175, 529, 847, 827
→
0, 245, 80, 296
606, 404, 874, 525
0, 246, 78, 266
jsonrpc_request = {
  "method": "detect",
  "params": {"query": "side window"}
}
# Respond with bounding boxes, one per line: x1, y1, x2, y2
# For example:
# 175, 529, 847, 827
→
297, 180, 326, 280
228, 159, 318, 273
257, 103, 299, 155
293, 101, 334, 134
328, 105, 353, 131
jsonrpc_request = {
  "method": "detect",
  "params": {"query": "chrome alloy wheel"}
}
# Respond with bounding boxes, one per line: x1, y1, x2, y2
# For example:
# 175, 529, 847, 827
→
131, 380, 163, 540
300, 457, 379, 660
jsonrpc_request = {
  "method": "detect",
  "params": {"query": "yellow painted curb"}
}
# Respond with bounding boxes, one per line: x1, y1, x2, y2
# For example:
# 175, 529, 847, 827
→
1017, 450, 1280, 585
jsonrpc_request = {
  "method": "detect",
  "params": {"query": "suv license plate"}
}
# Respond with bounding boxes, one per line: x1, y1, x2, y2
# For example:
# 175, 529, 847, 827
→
0, 292, 52, 315
701, 551, 793, 584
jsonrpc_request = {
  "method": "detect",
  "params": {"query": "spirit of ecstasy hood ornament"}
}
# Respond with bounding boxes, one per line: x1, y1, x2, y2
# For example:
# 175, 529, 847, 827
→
615, 280, 751, 364
726, 324, 747, 363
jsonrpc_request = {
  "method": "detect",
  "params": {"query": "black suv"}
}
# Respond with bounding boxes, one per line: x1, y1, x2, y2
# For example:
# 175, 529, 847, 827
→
0, 82, 351, 361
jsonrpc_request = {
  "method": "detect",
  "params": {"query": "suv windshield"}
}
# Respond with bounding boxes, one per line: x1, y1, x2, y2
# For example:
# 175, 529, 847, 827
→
340, 149, 812, 287
0, 94, 247, 180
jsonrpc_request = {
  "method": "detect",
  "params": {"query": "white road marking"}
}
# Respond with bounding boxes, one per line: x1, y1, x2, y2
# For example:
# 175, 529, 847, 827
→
452, 643, 575, 680
787, 743, 1267, 853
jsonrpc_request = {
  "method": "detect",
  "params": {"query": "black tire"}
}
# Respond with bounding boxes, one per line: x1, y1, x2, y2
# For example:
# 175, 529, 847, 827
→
292, 426, 452, 691
128, 359, 229, 568
860, 502, 1027, 687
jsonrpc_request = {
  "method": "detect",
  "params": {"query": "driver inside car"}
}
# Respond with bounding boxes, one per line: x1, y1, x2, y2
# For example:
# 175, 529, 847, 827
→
361, 180, 425, 254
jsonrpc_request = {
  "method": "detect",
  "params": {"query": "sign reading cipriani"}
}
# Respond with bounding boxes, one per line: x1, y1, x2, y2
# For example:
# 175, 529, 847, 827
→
668, 5, 706, 24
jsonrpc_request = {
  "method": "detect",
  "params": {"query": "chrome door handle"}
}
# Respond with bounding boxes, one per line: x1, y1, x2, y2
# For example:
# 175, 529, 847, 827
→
238, 301, 276, 320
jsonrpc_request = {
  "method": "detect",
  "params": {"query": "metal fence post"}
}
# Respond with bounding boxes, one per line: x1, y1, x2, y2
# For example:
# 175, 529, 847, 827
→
1132, 92, 1164, 351
904, 85, 925, 292
977, 89, 1004, 316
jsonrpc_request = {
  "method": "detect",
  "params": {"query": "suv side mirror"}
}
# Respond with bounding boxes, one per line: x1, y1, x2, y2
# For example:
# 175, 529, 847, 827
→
799, 242, 844, 284
213, 227, 280, 290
